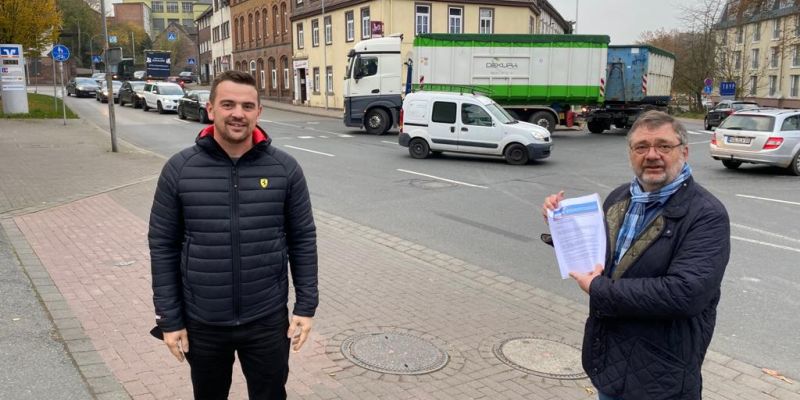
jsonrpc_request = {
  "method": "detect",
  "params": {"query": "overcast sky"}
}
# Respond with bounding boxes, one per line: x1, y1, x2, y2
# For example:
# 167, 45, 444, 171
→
548, 0, 698, 44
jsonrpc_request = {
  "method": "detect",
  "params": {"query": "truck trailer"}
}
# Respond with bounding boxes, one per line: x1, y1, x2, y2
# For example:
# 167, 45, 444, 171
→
144, 50, 172, 80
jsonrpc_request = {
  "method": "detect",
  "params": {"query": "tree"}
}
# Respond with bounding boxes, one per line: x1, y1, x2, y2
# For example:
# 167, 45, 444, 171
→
0, 0, 62, 59
108, 22, 152, 67
57, 0, 102, 67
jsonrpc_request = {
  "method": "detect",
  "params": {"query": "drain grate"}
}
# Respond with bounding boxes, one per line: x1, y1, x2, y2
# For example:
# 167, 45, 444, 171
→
340, 332, 449, 375
493, 336, 586, 380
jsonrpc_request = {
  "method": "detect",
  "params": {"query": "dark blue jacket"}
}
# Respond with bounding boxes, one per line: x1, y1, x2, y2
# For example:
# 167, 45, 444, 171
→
585, 177, 730, 399
149, 126, 318, 332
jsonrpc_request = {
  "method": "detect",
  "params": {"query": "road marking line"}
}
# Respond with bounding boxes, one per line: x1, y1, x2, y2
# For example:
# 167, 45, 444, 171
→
688, 130, 705, 135
732, 223, 800, 244
284, 145, 335, 157
173, 118, 191, 124
298, 136, 314, 139
688, 140, 710, 145
259, 119, 352, 138
732, 236, 800, 253
319, 135, 328, 138
736, 194, 800, 206
381, 140, 397, 145
396, 169, 488, 189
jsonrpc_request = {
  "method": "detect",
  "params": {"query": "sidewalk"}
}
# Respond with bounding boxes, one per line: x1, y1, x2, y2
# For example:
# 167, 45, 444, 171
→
1, 118, 798, 400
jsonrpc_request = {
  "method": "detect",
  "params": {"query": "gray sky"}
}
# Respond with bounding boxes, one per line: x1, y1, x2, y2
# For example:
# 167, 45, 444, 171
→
548, 0, 697, 44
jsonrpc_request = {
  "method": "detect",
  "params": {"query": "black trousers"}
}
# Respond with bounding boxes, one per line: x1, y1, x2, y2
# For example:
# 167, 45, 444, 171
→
185, 310, 290, 400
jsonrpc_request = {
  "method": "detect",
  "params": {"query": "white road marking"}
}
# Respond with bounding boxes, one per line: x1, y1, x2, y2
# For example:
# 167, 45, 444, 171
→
732, 222, 800, 244
381, 140, 397, 145
319, 135, 329, 138
736, 194, 800, 206
283, 145, 335, 157
306, 121, 320, 125
259, 119, 352, 138
688, 140, 710, 145
396, 169, 488, 189
688, 130, 705, 135
732, 236, 800, 253
298, 136, 314, 139
173, 118, 191, 124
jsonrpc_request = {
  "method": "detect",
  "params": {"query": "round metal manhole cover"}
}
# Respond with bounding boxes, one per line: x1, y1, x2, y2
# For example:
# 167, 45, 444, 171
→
494, 337, 586, 379
341, 333, 449, 375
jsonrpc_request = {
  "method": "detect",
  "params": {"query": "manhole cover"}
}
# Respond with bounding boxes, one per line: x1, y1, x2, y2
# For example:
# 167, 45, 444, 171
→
494, 337, 586, 379
408, 179, 457, 190
341, 333, 449, 375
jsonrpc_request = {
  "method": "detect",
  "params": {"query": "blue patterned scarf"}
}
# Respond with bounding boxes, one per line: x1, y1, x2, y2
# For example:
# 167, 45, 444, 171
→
613, 163, 692, 267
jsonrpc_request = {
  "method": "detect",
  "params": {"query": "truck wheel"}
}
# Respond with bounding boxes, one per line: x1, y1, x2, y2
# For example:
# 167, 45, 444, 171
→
408, 138, 430, 159
504, 143, 529, 165
588, 121, 605, 134
365, 108, 390, 135
722, 160, 741, 169
529, 111, 556, 133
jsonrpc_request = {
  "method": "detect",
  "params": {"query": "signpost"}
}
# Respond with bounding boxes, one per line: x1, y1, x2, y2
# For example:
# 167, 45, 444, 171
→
51, 44, 70, 125
720, 81, 736, 100
0, 44, 28, 114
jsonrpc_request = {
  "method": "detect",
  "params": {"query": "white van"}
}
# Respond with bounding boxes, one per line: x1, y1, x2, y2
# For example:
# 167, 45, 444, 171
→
398, 92, 552, 164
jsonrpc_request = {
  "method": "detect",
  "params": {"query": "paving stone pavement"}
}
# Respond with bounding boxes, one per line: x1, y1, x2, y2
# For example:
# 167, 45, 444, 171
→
1, 118, 799, 399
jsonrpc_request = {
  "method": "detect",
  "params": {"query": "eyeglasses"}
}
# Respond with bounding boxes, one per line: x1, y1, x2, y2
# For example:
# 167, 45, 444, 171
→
630, 142, 684, 155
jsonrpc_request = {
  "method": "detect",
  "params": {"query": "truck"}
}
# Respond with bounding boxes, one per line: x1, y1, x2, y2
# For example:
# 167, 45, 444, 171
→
584, 45, 675, 134
144, 50, 172, 80
343, 34, 610, 134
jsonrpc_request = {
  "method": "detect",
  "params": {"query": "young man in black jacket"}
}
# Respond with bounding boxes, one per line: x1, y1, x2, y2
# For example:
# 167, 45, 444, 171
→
541, 111, 730, 399
148, 70, 318, 400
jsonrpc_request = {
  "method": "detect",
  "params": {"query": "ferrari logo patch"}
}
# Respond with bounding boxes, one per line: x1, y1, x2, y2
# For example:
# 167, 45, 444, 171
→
260, 178, 269, 189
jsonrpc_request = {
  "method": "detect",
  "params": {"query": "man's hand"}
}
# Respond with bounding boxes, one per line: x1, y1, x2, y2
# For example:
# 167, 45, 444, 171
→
569, 264, 604, 294
287, 315, 313, 352
541, 191, 565, 225
163, 329, 189, 362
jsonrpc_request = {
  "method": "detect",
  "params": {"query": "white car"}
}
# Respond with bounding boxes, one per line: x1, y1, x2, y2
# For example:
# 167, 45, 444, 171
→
142, 82, 185, 114
398, 91, 552, 164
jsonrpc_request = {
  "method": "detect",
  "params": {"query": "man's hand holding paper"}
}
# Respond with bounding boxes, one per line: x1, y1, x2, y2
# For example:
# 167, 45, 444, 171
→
543, 193, 606, 279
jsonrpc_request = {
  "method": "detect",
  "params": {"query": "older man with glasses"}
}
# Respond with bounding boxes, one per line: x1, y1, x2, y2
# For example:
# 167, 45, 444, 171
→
541, 111, 730, 400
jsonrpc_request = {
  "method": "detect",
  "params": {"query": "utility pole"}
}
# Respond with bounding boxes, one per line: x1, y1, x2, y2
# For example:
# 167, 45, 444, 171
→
100, 0, 119, 152
574, 0, 579, 34
131, 31, 136, 64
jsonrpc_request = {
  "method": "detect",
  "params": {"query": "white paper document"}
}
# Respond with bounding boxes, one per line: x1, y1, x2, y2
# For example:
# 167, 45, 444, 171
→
546, 193, 606, 279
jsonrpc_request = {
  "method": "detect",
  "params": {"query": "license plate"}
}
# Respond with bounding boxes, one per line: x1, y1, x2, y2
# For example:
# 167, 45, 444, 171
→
726, 136, 752, 144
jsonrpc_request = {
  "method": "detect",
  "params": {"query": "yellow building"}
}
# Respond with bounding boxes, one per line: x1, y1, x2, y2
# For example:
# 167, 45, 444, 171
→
290, 0, 570, 108
123, 0, 212, 33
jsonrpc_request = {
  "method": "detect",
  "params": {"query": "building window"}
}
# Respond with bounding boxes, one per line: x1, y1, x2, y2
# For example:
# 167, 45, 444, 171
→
152, 1, 164, 12
771, 46, 779, 68
415, 4, 430, 35
791, 75, 799, 96
270, 58, 277, 89
361, 8, 370, 39
283, 58, 290, 89
281, 3, 287, 33
182, 19, 193, 27
345, 11, 355, 41
751, 48, 760, 68
773, 19, 780, 39
530, 16, 535, 34
326, 66, 333, 93
753, 21, 761, 41
260, 70, 266, 89
734, 50, 741, 69
222, 21, 230, 39
153, 18, 165, 31
324, 16, 332, 45
750, 75, 758, 95
182, 2, 193, 13
255, 11, 261, 39
769, 75, 778, 96
167, 2, 178, 13
297, 23, 304, 49
249, 60, 256, 77
273, 6, 279, 37
796, 15, 800, 36
248, 14, 254, 42
736, 26, 743, 43
313, 67, 320, 93
262, 9, 268, 37
479, 8, 493, 34
448, 7, 463, 34
312, 19, 319, 47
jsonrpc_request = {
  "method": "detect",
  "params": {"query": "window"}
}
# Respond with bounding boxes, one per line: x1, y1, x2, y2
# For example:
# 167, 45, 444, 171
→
326, 66, 333, 93
771, 47, 779, 68
283, 58, 290, 89
415, 4, 430, 35
530, 16, 535, 34
182, 2, 193, 13
281, 3, 287, 33
182, 19, 193, 28
312, 19, 319, 47
152, 1, 164, 12
461, 103, 492, 126
248, 14, 254, 42
432, 102, 457, 123
260, 70, 266, 89
249, 60, 256, 77
297, 23, 304, 49
796, 15, 800, 36
773, 19, 780, 39
769, 75, 778, 96
794, 45, 800, 66
734, 50, 742, 69
448, 7, 463, 34
324, 16, 332, 45
313, 67, 320, 93
479, 9, 493, 34
781, 115, 800, 130
736, 26, 743, 43
270, 58, 277, 89
273, 6, 279, 37
153, 19, 165, 31
752, 48, 760, 68
222, 21, 230, 39
213, 26, 220, 42
361, 8, 371, 39
167, 2, 178, 13
750, 75, 758, 95
345, 11, 355, 42
791, 75, 799, 96
255, 11, 261, 39
753, 22, 761, 41
356, 56, 378, 77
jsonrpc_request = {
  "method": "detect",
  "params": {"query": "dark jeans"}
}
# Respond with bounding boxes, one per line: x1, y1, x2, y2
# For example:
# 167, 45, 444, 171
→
185, 310, 290, 400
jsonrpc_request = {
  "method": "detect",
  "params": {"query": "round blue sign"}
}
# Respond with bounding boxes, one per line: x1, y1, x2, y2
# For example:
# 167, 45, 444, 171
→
52, 44, 70, 62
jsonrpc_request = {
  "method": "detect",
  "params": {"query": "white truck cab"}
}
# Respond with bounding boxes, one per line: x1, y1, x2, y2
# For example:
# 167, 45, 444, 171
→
398, 91, 552, 164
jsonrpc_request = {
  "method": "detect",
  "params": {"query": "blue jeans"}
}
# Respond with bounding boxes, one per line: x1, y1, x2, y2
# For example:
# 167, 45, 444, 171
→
598, 393, 622, 400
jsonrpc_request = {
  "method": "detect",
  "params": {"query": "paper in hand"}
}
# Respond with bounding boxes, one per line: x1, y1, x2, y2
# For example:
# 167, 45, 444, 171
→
546, 193, 606, 279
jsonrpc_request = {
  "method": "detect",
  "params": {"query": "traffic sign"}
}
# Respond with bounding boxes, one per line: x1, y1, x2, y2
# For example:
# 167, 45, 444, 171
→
109, 35, 117, 44
167, 32, 177, 41
720, 81, 736, 96
704, 78, 713, 86
51, 44, 70, 62
703, 85, 712, 94
92, 55, 102, 63
187, 58, 195, 65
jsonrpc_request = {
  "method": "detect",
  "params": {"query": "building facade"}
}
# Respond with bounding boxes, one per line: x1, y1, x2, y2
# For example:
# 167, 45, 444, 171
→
198, 7, 214, 83
230, 0, 294, 102
210, 0, 234, 76
290, 0, 571, 109
716, 0, 800, 107
122, 0, 211, 32
112, 3, 154, 38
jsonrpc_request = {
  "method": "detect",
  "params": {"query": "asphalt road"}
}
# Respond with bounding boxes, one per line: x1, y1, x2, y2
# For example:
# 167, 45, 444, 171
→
63, 92, 800, 378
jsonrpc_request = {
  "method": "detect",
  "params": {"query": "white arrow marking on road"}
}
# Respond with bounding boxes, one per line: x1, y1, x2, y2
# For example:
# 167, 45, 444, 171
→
284, 145, 335, 157
396, 169, 488, 189
731, 236, 800, 253
736, 194, 800, 206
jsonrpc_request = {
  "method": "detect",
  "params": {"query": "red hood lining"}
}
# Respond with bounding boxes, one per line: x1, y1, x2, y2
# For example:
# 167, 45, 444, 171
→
199, 124, 268, 144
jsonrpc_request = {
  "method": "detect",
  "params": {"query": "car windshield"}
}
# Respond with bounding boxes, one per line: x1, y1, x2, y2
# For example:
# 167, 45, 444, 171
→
718, 115, 775, 132
732, 103, 759, 111
159, 86, 184, 95
180, 72, 191, 76
76, 78, 96, 84
92, 73, 105, 79
484, 102, 516, 124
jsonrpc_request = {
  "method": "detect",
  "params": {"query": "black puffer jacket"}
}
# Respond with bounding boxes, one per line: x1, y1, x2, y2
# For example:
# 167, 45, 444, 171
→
585, 177, 729, 399
149, 125, 318, 332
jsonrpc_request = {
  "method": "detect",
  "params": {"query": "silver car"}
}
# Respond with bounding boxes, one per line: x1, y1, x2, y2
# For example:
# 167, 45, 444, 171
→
710, 108, 800, 175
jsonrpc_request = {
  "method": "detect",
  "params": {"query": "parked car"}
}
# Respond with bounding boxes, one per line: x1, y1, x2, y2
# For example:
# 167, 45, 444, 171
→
133, 70, 146, 80
91, 72, 106, 84
178, 71, 196, 84
704, 100, 760, 130
66, 77, 99, 98
118, 81, 146, 108
141, 82, 186, 113
95, 80, 122, 103
177, 90, 211, 123
710, 108, 800, 175
398, 91, 552, 165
